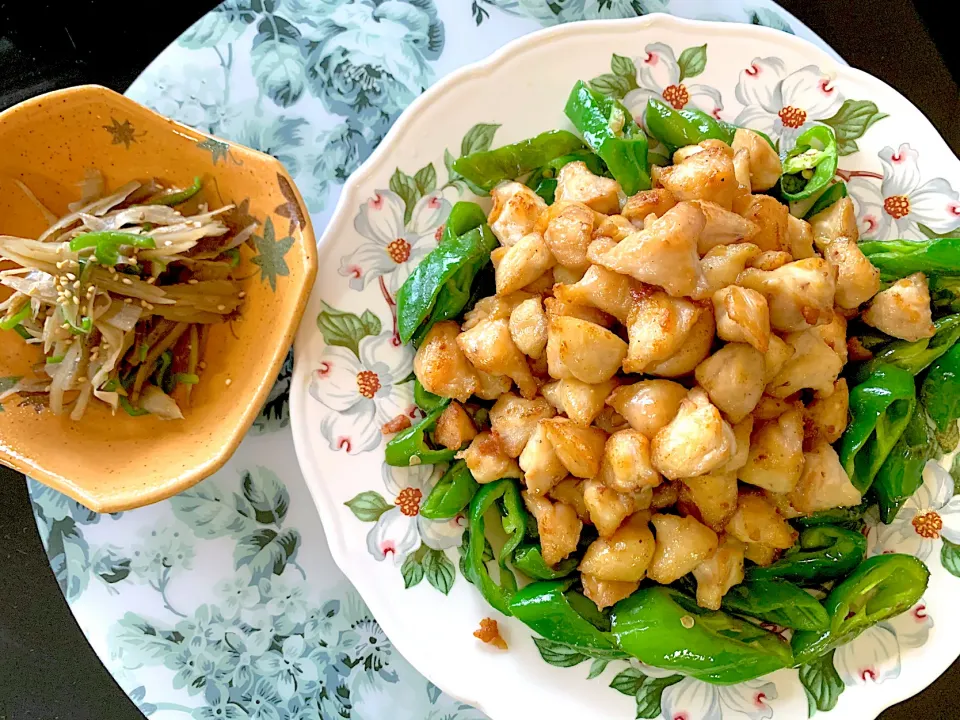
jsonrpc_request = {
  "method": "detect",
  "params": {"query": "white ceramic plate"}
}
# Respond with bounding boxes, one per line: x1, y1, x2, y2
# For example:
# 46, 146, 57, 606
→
292, 14, 960, 720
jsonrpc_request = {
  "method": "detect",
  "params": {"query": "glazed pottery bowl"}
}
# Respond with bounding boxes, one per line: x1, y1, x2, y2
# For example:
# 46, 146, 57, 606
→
0, 85, 316, 512
291, 14, 960, 720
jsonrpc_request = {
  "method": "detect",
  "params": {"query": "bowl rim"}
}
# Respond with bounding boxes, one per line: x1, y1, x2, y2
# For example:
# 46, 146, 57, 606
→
0, 84, 318, 513
291, 12, 958, 718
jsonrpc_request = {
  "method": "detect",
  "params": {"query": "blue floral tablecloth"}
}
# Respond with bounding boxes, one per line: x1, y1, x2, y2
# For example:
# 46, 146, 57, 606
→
25, 2, 838, 718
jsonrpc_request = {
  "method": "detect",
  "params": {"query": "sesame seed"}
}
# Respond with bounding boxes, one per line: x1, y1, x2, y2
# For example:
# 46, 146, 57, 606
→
44, 385, 52, 392
123, 298, 133, 304
141, 300, 148, 308
198, 362, 207, 370
238, 292, 246, 299
188, 279, 199, 285
56, 261, 65, 269
164, 240, 173, 247
680, 615, 695, 629
225, 378, 232, 386
147, 277, 156, 284
76, 376, 87, 383
72, 280, 81, 290
61, 323, 70, 329
121, 278, 133, 285
145, 302, 154, 310
65, 273, 76, 281
72, 297, 80, 305
217, 304, 226, 311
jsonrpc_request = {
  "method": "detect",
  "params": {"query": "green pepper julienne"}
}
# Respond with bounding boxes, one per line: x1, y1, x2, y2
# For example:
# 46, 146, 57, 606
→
644, 97, 736, 152
792, 554, 929, 665
69, 231, 157, 266
611, 587, 793, 685
852, 314, 960, 384
873, 402, 934, 524
747, 525, 867, 585
452, 130, 585, 192
384, 403, 456, 467
859, 237, 960, 281
779, 125, 839, 201
721, 578, 830, 632
467, 479, 528, 615
420, 460, 479, 520
791, 501, 869, 531
838, 364, 917, 494
509, 580, 626, 659
395, 205, 497, 345
0, 303, 31, 331
149, 176, 202, 206
413, 378, 446, 413
564, 81, 651, 195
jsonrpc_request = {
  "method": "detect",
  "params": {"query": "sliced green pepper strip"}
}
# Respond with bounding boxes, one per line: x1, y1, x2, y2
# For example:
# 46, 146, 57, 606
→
12, 325, 31, 339
874, 403, 934, 523
509, 580, 626, 658
721, 578, 830, 632
779, 125, 839, 201
413, 378, 446, 413
420, 461, 479, 520
838, 364, 917, 493
792, 554, 929, 665
564, 80, 650, 195
852, 314, 960, 384
222, 248, 241, 268
803, 181, 848, 219
0, 303, 31, 331
532, 178, 558, 205
643, 97, 736, 153
791, 502, 868, 531
155, 351, 174, 394
747, 525, 867, 585
512, 544, 578, 580
452, 130, 585, 192
384, 403, 455, 467
611, 587, 793, 685
922, 342, 960, 434
69, 231, 157, 266
175, 373, 200, 385
467, 479, 526, 615
860, 237, 960, 280
149, 176, 202, 206
930, 276, 960, 315
441, 201, 488, 243
396, 220, 497, 345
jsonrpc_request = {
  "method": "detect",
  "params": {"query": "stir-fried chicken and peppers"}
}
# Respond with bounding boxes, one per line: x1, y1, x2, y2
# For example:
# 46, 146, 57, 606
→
0, 174, 248, 420
381, 84, 959, 682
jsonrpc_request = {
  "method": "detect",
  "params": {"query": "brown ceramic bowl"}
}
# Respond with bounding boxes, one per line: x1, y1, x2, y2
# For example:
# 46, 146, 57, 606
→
0, 85, 317, 512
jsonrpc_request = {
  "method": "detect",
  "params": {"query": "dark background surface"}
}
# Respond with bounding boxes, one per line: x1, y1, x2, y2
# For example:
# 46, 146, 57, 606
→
0, 1, 958, 718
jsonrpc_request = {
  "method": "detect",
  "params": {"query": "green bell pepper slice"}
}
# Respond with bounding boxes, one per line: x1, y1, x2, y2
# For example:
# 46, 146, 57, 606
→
413, 378, 446, 414
852, 314, 960, 384
420, 460, 479, 520
384, 403, 455, 467
921, 341, 960, 435
803, 181, 848, 219
747, 525, 867, 585
643, 97, 736, 153
838, 364, 917, 494
451, 130, 585, 192
874, 403, 934, 524
466, 479, 528, 615
611, 587, 793, 685
149, 176, 202, 206
509, 580, 626, 658
0, 303, 31, 331
779, 125, 839, 201
860, 237, 960, 281
395, 218, 498, 346
792, 554, 929, 664
512, 544, 578, 580
721, 578, 829, 632
930, 276, 960, 315
791, 502, 868, 531
69, 231, 157, 266
564, 80, 651, 195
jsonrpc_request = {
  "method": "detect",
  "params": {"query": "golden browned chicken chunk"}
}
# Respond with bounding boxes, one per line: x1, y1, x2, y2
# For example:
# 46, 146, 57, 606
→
523, 492, 582, 567
546, 315, 627, 384
767, 328, 844, 398
789, 442, 862, 514
541, 378, 617, 426
584, 478, 649, 537
804, 379, 850, 445
862, 272, 936, 341
809, 195, 858, 251
581, 574, 640, 610
693, 534, 746, 610
495, 232, 555, 296
595, 202, 705, 297
605, 379, 688, 439
738, 257, 837, 332
414, 321, 477, 402
598, 428, 662, 493
680, 472, 739, 532
461, 431, 522, 483
647, 513, 719, 584
623, 291, 704, 374
786, 214, 815, 259
518, 421, 568, 496
508, 297, 548, 359
725, 493, 797, 549
489, 393, 556, 457
555, 160, 622, 214
694, 243, 762, 299
738, 407, 805, 493
731, 128, 782, 191
713, 285, 770, 352
488, 181, 548, 246
555, 265, 644, 324
646, 308, 715, 377
541, 417, 607, 478
695, 200, 760, 254
543, 201, 596, 271
652, 388, 735, 479
824, 237, 881, 309
658, 146, 739, 210
734, 194, 788, 252
434, 402, 477, 450
695, 343, 766, 423
622, 188, 677, 225
457, 317, 539, 399
580, 513, 656, 582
